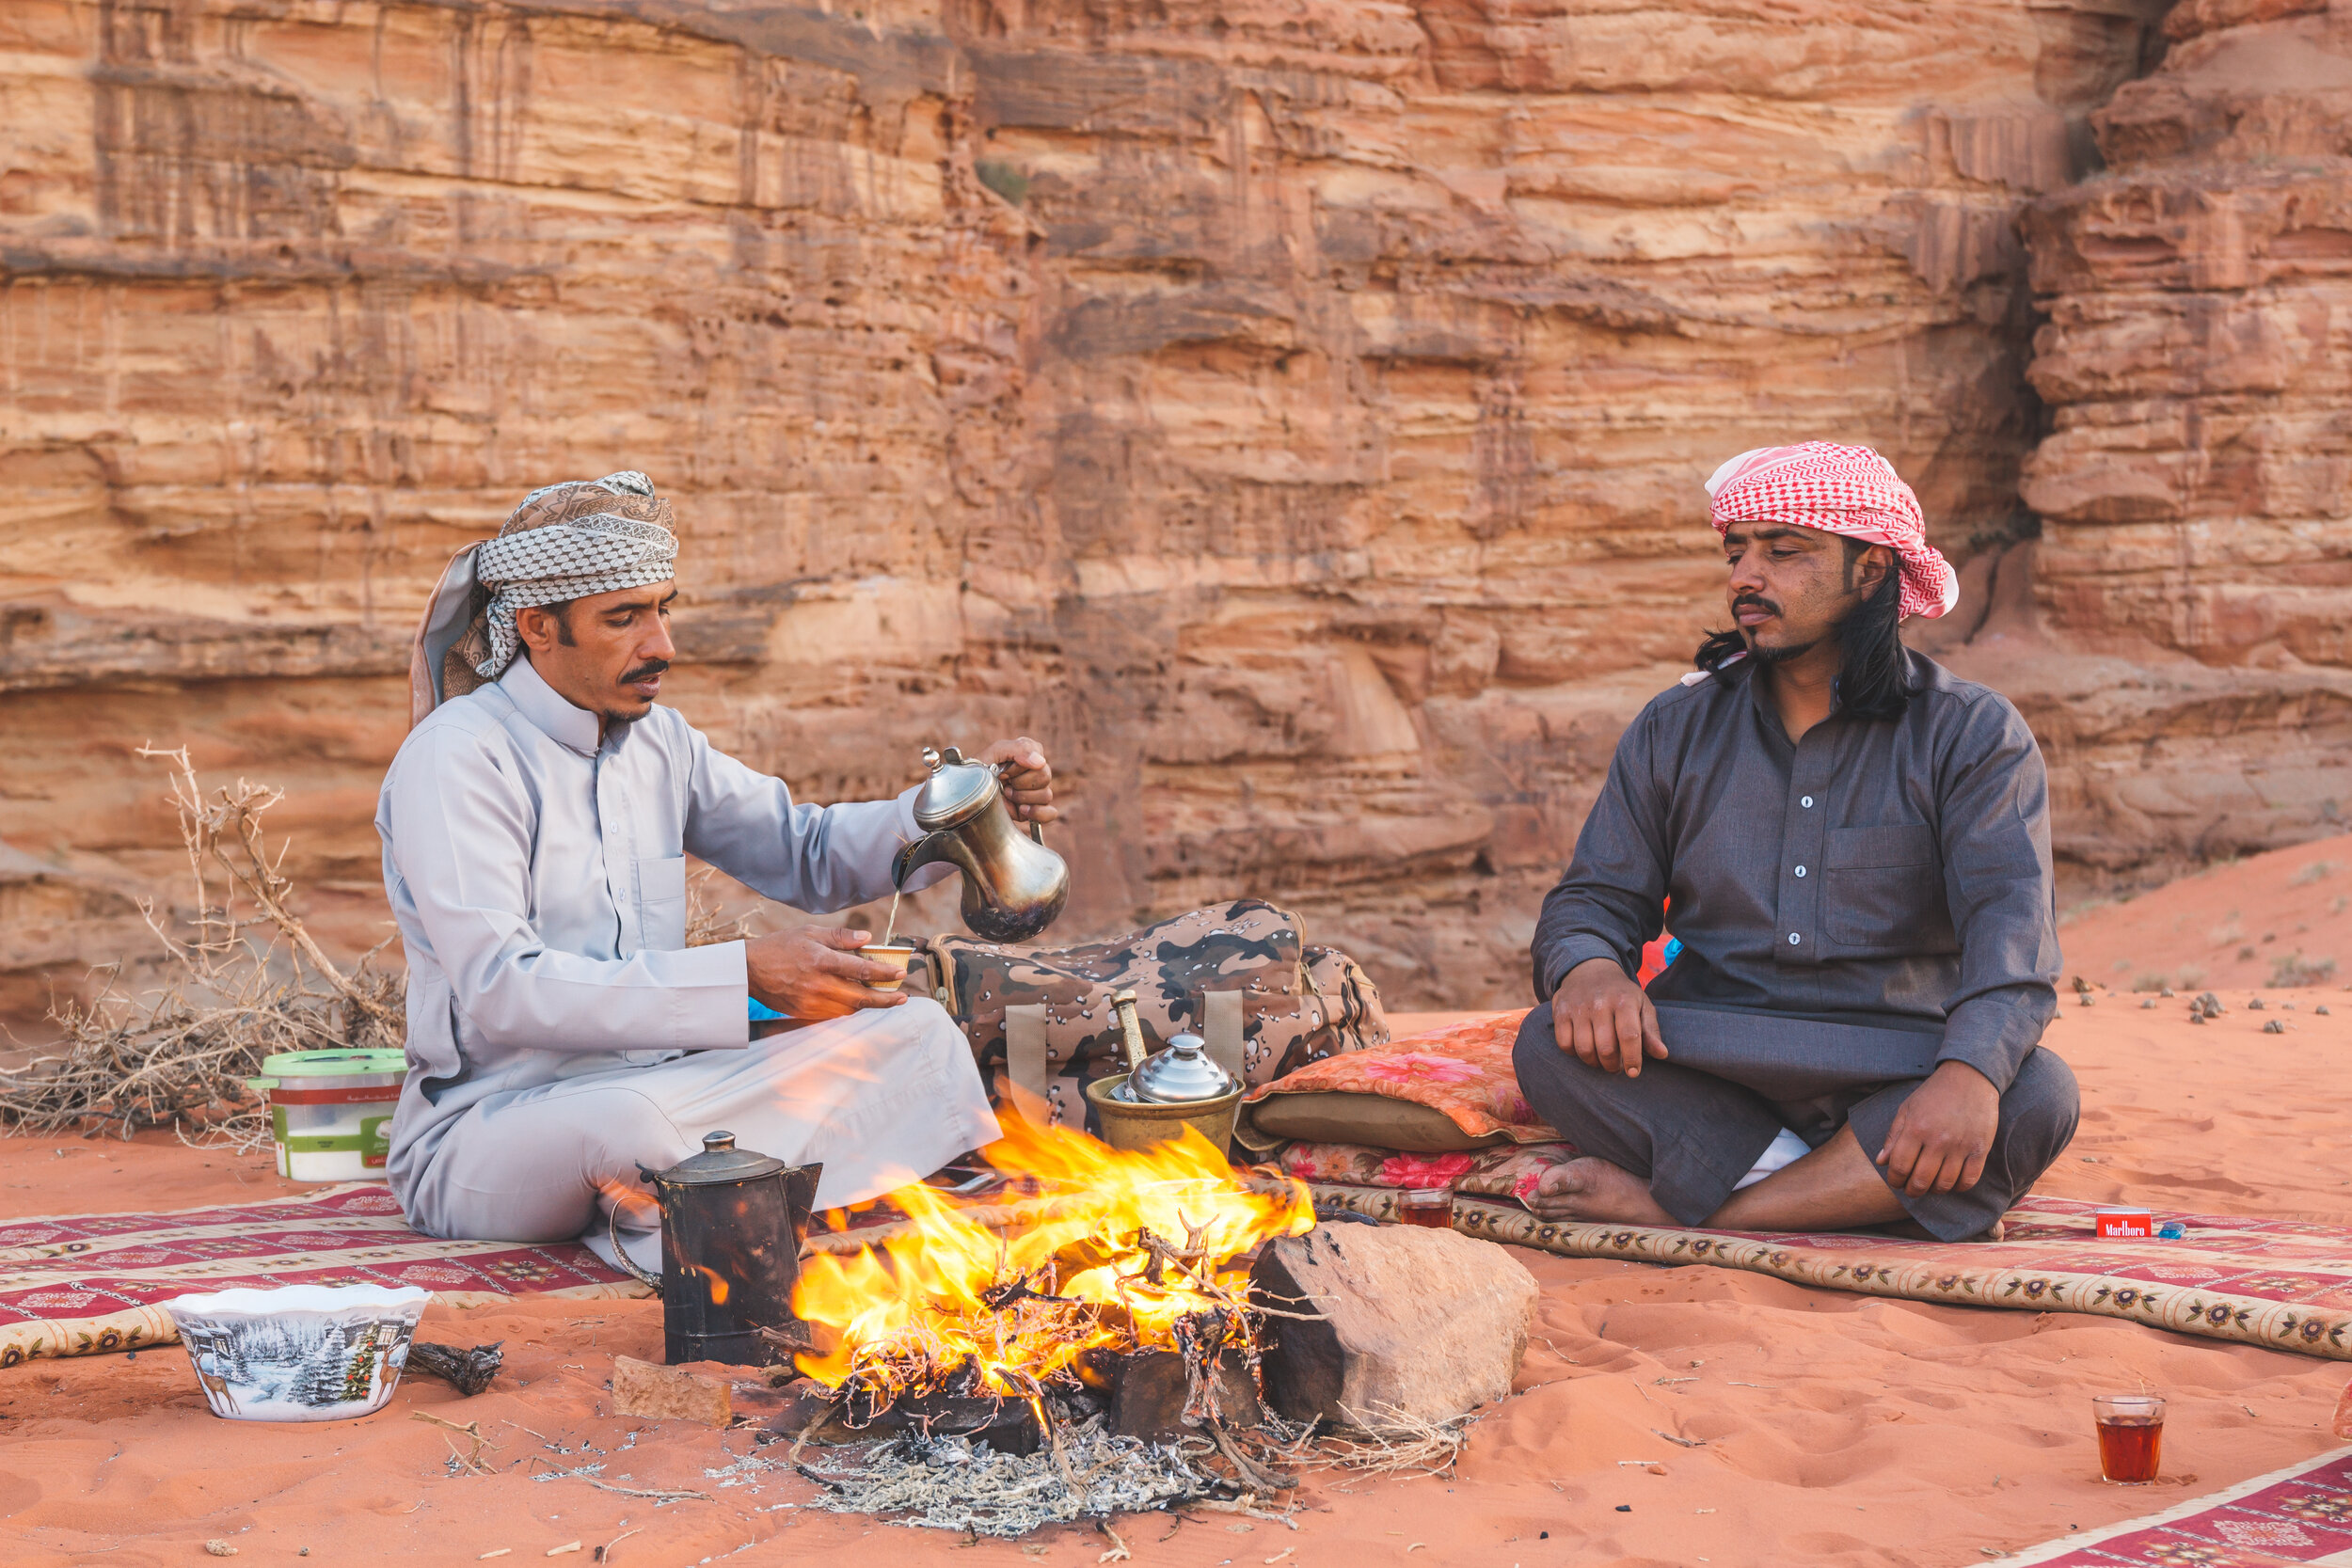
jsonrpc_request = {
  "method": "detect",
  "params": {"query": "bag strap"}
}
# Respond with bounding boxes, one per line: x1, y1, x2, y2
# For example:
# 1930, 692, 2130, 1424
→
1201, 989, 1248, 1083
1004, 1004, 1051, 1123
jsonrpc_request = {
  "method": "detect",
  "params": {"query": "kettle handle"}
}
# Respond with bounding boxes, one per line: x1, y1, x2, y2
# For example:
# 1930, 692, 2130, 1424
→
605, 1204, 661, 1290
1027, 820, 1045, 846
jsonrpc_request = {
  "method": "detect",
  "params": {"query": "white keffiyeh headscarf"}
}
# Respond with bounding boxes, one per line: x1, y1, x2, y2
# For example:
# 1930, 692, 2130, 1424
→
407, 471, 679, 726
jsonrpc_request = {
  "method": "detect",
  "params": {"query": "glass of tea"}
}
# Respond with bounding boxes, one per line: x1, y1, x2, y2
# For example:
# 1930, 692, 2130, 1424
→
1396, 1188, 1453, 1229
2092, 1394, 2166, 1484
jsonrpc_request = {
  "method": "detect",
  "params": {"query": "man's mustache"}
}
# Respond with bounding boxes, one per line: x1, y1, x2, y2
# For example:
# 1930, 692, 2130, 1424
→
620, 659, 671, 686
1733, 595, 1780, 618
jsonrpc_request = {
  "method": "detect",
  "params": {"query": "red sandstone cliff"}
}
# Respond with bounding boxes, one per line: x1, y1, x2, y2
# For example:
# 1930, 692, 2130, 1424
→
2004, 0, 2352, 887
0, 1, 2194, 1023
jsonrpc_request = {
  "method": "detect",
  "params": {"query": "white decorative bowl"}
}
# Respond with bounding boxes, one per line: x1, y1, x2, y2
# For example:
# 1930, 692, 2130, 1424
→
164, 1284, 431, 1422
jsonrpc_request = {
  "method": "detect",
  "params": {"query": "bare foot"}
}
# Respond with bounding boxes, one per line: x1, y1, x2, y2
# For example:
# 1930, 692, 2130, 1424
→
1525, 1157, 1677, 1226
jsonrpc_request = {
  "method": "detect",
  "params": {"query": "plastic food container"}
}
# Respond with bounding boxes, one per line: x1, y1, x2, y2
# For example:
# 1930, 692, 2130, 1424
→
246, 1050, 406, 1182
166, 1283, 429, 1422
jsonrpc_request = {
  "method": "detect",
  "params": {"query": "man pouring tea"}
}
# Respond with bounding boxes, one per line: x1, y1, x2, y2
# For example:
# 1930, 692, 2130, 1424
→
1516, 442, 2077, 1242
380, 471, 1034, 1267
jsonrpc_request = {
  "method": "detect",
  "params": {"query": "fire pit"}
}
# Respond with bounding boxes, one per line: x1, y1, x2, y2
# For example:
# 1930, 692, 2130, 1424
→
762, 1118, 1318, 1533
714, 1120, 1528, 1537
788, 1117, 1307, 1432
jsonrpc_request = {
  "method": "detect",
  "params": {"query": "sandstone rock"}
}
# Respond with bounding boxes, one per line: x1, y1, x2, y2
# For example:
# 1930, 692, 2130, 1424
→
1997, 0, 2352, 895
1252, 1221, 1537, 1433
0, 0, 2199, 1029
610, 1355, 732, 1428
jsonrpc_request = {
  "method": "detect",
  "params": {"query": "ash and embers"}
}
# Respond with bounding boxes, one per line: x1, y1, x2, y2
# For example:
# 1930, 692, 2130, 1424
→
795, 1417, 1218, 1537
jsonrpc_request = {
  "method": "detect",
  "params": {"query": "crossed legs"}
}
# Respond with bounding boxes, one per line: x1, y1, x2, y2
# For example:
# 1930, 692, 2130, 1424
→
1510, 1006, 2078, 1243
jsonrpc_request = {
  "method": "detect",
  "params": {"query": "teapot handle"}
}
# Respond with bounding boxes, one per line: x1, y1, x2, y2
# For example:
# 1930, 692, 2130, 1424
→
1027, 820, 1045, 846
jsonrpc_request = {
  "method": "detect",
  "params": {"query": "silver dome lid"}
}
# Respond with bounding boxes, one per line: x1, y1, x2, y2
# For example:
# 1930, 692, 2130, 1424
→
911, 745, 1003, 831
1129, 1033, 1239, 1104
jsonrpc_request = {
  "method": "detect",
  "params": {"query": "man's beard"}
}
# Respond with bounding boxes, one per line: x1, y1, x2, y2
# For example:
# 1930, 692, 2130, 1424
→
1734, 596, 1822, 666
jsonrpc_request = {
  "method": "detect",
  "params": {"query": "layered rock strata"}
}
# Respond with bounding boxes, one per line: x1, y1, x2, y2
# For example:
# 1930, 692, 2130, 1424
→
2014, 0, 2352, 883
0, 0, 2177, 1023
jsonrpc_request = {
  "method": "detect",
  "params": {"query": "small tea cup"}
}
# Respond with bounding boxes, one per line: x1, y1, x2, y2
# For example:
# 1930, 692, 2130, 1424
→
859, 944, 917, 992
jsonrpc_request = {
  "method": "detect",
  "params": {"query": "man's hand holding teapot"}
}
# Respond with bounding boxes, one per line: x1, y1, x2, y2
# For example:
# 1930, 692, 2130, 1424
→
743, 736, 1057, 1020
980, 736, 1057, 824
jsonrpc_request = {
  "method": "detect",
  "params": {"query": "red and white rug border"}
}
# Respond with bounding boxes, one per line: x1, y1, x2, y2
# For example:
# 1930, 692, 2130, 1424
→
2000, 1444, 2352, 1565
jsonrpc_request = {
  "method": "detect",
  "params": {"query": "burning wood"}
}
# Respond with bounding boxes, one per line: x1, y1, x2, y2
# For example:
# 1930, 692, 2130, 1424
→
785, 1117, 1313, 1445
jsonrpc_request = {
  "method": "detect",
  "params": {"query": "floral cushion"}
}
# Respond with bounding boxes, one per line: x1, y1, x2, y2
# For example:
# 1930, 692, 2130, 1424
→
1277, 1139, 1580, 1206
1240, 1008, 1558, 1145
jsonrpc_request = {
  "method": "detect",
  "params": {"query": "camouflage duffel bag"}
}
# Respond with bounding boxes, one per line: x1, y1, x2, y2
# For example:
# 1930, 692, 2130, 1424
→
916, 898, 1389, 1132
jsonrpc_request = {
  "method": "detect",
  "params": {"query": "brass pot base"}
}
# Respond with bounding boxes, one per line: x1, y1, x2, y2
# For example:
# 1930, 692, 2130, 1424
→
1082, 1075, 1243, 1158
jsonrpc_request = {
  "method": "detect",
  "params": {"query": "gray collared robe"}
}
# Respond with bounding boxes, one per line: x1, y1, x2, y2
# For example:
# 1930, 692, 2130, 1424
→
1514, 649, 2076, 1239
376, 654, 997, 1259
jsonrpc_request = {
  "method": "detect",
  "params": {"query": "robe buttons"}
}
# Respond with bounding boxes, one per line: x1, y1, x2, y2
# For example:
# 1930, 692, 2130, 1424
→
1794, 865, 1806, 878
1788, 932, 1801, 945
1800, 795, 1815, 808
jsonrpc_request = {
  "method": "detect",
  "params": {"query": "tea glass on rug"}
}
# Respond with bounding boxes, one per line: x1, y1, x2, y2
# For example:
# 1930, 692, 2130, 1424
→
2092, 1394, 2166, 1483
1396, 1187, 1453, 1229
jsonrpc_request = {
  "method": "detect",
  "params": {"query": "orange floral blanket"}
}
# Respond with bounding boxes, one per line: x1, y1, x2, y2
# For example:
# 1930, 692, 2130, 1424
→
1241, 1007, 1556, 1144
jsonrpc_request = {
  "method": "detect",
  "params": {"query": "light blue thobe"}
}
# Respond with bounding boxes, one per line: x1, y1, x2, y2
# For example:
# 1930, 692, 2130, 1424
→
374, 654, 996, 1252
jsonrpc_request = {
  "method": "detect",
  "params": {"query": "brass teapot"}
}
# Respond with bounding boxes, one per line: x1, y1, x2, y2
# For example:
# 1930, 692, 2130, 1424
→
891, 745, 1070, 942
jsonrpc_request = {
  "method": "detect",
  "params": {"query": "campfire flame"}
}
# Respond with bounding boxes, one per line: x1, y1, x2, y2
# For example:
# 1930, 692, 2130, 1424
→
790, 1118, 1313, 1411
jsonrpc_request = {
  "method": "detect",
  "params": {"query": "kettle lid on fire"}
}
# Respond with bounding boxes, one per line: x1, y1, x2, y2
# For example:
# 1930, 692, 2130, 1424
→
647, 1131, 789, 1186
1130, 1033, 1239, 1104
912, 745, 1004, 831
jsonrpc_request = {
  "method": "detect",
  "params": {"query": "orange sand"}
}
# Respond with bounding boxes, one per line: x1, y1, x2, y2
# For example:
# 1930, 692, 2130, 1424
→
5, 859, 2352, 1565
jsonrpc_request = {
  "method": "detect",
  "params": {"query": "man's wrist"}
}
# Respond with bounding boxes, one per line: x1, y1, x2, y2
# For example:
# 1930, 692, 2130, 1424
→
1540, 938, 1629, 997
1930, 1058, 1996, 1091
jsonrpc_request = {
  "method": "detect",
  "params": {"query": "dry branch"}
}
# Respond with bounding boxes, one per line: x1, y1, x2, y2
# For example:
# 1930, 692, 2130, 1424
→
0, 746, 403, 1146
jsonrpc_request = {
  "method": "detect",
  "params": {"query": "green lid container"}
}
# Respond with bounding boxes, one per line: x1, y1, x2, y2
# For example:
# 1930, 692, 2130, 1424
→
246, 1048, 407, 1094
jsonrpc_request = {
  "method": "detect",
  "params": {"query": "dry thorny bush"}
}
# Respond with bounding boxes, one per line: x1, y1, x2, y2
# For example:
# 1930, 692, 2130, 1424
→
0, 745, 404, 1151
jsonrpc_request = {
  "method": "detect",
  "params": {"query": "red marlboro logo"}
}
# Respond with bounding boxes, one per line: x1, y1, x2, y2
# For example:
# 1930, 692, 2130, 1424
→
2096, 1208, 2154, 1239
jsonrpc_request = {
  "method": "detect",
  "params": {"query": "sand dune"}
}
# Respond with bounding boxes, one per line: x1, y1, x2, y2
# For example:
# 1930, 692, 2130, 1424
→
2, 855, 2348, 1565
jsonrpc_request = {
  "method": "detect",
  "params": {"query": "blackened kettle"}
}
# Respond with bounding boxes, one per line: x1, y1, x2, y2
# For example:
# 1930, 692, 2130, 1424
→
624, 1132, 821, 1367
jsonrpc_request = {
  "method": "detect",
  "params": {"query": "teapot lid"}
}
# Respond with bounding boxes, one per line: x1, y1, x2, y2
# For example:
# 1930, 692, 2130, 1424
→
1131, 1033, 1239, 1104
912, 745, 1002, 830
650, 1131, 790, 1186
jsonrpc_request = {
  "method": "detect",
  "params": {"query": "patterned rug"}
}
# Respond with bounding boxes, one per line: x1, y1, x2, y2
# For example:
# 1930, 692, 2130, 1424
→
1308, 1181, 2352, 1362
2002, 1445, 2352, 1565
0, 1184, 648, 1367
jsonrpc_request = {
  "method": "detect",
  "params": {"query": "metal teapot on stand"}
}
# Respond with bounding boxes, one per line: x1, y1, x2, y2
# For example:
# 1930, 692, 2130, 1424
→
1080, 990, 1247, 1156
891, 745, 1070, 942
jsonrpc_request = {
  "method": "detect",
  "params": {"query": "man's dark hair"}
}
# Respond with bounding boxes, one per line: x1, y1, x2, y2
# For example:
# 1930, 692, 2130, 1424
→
1832, 551, 1909, 721
1693, 540, 1912, 721
538, 599, 578, 646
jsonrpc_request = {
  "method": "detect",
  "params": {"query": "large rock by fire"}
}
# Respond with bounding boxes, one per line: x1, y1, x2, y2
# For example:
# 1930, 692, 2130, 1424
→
0, 0, 2227, 1027
1252, 1221, 1537, 1433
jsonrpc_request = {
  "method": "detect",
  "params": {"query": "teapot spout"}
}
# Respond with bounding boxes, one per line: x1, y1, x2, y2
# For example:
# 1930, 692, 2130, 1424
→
892, 830, 974, 890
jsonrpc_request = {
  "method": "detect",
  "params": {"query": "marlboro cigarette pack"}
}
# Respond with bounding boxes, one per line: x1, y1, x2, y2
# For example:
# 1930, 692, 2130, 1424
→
2096, 1207, 2154, 1239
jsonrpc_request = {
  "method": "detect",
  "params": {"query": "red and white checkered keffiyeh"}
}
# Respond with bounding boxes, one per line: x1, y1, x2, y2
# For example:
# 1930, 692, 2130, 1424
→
1703, 442, 1959, 621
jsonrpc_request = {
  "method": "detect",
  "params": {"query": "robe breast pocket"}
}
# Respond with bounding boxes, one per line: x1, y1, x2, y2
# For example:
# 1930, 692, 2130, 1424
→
638, 855, 689, 952
1821, 823, 1951, 950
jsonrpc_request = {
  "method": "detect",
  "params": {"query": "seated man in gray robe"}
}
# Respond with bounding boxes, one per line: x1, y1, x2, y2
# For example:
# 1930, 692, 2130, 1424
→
1514, 442, 2076, 1243
381, 470, 1016, 1270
